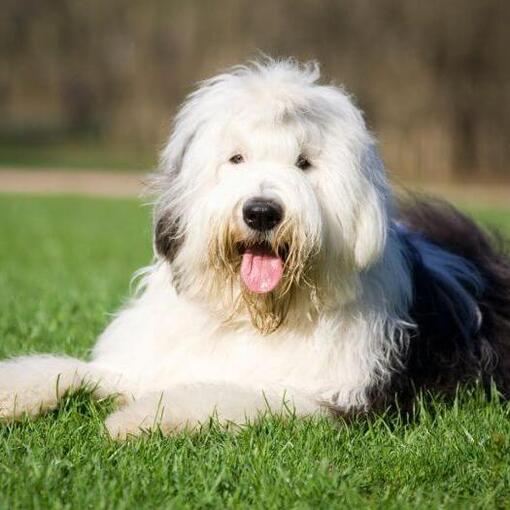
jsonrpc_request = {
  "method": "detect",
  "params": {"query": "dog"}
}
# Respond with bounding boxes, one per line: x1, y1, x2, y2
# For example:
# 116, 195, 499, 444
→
1, 59, 510, 439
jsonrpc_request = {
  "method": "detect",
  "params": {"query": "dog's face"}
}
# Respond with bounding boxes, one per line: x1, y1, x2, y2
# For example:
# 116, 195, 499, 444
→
154, 60, 391, 333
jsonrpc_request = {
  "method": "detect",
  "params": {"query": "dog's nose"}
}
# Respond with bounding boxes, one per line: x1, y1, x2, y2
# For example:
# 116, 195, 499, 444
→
242, 198, 283, 232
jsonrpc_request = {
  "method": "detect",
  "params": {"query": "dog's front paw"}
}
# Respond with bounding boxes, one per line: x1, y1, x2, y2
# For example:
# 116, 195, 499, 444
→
104, 407, 155, 440
0, 359, 57, 420
104, 396, 196, 440
0, 391, 17, 419
0, 388, 43, 420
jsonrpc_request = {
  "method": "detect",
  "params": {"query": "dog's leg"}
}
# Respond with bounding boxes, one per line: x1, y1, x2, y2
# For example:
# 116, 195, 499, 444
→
105, 382, 325, 439
0, 355, 124, 420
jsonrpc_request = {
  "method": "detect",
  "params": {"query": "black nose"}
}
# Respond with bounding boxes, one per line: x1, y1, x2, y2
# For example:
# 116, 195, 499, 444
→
242, 198, 283, 232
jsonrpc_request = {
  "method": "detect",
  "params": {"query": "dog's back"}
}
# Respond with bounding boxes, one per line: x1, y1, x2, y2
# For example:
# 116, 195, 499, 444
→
396, 197, 510, 403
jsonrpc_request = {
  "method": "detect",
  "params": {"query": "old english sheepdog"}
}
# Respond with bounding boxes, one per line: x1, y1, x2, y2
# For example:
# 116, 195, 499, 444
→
1, 59, 510, 439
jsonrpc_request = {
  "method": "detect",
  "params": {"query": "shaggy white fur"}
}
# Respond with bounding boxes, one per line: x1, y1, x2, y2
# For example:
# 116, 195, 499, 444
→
0, 59, 416, 439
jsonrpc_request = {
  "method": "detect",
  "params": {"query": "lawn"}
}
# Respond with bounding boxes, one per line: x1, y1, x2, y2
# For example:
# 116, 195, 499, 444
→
1, 194, 510, 509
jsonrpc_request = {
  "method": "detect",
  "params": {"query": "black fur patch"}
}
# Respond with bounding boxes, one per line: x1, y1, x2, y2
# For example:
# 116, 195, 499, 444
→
154, 211, 182, 262
399, 230, 485, 395
372, 197, 510, 411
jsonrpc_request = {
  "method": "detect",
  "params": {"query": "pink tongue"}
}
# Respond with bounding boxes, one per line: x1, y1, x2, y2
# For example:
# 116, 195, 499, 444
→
240, 248, 284, 294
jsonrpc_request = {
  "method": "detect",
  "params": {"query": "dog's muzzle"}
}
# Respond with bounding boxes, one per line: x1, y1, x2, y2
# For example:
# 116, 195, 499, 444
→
239, 197, 285, 294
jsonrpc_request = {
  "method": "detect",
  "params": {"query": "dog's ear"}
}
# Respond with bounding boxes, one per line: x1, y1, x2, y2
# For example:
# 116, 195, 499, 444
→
154, 210, 182, 262
352, 147, 390, 269
153, 117, 199, 262
353, 184, 388, 269
152, 132, 191, 263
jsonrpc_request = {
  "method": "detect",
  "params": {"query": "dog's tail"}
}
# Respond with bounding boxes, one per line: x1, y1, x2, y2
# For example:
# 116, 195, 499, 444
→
398, 195, 510, 397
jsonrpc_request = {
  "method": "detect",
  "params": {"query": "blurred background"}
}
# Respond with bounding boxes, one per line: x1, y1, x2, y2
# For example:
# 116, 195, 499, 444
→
0, 0, 509, 186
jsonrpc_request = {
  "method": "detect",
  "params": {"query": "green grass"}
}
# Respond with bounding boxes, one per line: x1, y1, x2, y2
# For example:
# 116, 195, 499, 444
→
1, 194, 510, 509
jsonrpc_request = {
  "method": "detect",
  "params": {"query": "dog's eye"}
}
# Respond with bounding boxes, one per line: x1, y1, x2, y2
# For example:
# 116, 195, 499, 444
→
229, 154, 244, 164
296, 154, 311, 170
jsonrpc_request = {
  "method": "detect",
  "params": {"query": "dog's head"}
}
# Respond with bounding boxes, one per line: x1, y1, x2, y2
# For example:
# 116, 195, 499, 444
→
153, 59, 391, 333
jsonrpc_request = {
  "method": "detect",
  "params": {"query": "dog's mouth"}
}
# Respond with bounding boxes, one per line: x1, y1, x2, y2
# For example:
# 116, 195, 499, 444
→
237, 241, 287, 294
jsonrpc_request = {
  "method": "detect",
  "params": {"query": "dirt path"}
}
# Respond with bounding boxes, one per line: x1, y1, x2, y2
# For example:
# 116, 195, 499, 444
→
0, 168, 146, 197
396, 180, 510, 208
0, 167, 508, 206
